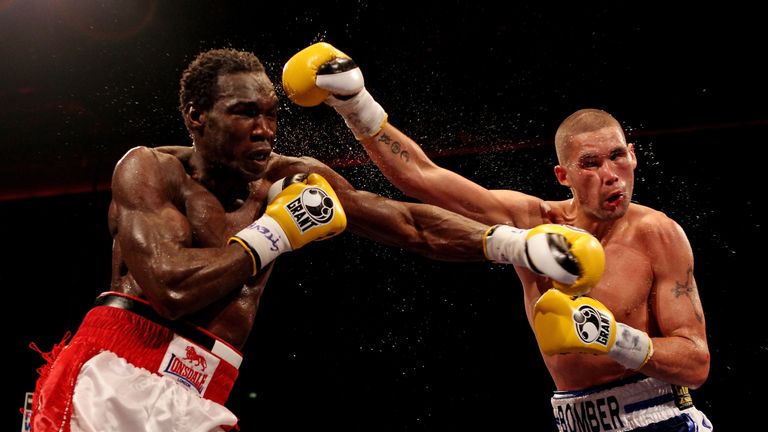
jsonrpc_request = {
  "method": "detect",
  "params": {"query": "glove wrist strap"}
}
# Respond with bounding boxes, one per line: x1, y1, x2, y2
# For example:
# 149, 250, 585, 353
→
228, 237, 259, 276
326, 89, 388, 139
608, 323, 654, 370
230, 215, 292, 271
483, 225, 531, 268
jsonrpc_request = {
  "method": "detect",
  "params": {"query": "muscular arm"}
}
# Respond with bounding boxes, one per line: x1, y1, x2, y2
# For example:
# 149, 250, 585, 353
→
360, 123, 544, 227
344, 190, 488, 261
272, 155, 489, 261
111, 147, 255, 319
282, 42, 548, 227
642, 217, 710, 388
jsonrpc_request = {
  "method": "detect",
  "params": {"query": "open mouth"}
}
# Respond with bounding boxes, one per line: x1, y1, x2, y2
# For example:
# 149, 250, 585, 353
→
246, 148, 271, 162
606, 190, 623, 205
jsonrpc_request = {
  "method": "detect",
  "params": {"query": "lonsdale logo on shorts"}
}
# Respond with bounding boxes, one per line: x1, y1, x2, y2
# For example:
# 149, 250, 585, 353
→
159, 336, 220, 396
573, 305, 611, 347
165, 349, 210, 394
285, 187, 335, 232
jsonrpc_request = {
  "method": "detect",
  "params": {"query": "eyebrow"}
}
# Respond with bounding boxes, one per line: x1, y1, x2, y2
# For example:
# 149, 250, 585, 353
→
230, 101, 258, 108
575, 153, 600, 165
610, 147, 628, 157
574, 146, 627, 165
227, 99, 277, 110
577, 152, 599, 163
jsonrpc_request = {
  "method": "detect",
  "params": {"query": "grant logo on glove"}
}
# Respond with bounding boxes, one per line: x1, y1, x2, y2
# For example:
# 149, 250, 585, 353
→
229, 172, 347, 275
573, 304, 612, 347
534, 289, 653, 370
284, 186, 337, 233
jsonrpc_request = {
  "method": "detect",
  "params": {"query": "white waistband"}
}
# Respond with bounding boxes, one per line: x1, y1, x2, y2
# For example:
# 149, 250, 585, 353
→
211, 339, 242, 369
551, 377, 693, 431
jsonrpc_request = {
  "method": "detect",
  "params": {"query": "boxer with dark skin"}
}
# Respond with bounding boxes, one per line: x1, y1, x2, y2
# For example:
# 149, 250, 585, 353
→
107, 141, 489, 349
31, 49, 495, 431
32, 48, 603, 431
107, 48, 499, 350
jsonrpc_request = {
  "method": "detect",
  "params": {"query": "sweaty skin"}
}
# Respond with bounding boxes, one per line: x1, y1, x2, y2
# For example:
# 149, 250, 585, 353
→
357, 117, 709, 391
108, 71, 488, 350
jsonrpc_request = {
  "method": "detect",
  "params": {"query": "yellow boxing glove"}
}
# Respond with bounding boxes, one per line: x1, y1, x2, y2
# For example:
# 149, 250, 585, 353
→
282, 42, 387, 139
282, 42, 352, 107
229, 173, 347, 274
534, 289, 653, 370
484, 223, 605, 295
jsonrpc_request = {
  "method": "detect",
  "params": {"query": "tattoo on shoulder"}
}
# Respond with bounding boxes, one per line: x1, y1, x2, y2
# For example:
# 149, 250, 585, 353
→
672, 267, 704, 323
377, 133, 410, 163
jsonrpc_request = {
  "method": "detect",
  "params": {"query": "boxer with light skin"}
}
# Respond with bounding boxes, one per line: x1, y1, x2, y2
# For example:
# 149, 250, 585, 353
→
284, 42, 713, 431
30, 48, 603, 431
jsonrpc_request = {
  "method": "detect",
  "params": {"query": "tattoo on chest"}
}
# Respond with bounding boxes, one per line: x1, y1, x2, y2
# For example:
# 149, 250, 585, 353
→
378, 133, 410, 163
672, 267, 704, 323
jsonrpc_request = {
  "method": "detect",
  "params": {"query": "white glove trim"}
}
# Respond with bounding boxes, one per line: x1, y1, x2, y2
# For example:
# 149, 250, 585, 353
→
317, 68, 364, 95
483, 225, 529, 267
326, 88, 387, 139
609, 323, 654, 370
232, 215, 292, 270
526, 234, 578, 285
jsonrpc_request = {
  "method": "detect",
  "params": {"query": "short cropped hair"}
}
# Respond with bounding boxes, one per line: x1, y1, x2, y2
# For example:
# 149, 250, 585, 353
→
554, 109, 624, 164
179, 48, 266, 115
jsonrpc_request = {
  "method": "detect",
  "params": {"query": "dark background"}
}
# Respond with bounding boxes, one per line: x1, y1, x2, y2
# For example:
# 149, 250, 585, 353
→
2, 1, 766, 430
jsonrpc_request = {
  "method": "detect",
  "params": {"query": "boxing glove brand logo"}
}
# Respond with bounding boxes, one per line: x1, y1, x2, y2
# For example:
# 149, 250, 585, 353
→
285, 187, 335, 232
573, 305, 611, 347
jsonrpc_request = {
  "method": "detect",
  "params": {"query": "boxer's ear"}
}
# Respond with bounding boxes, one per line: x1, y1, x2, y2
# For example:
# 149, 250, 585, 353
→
184, 104, 206, 131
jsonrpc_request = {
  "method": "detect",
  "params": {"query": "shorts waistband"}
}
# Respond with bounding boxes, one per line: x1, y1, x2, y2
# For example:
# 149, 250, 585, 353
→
551, 377, 695, 431
94, 292, 242, 369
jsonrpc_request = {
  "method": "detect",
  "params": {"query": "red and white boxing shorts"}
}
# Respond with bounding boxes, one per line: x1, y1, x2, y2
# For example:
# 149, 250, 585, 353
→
31, 292, 243, 432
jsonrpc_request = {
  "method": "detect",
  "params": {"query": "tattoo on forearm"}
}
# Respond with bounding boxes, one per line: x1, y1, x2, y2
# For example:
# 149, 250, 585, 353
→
672, 267, 704, 323
398, 149, 410, 163
390, 140, 401, 154
378, 133, 410, 163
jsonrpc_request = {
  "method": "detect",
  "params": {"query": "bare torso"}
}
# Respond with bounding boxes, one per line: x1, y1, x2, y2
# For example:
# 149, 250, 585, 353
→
520, 202, 661, 390
353, 124, 708, 391
107, 145, 492, 351
108, 146, 305, 349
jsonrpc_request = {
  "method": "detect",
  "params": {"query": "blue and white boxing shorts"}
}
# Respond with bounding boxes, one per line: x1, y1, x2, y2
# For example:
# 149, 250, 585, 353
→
551, 375, 713, 431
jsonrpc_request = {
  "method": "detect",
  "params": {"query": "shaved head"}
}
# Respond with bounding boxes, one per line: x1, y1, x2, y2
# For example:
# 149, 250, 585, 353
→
554, 109, 625, 164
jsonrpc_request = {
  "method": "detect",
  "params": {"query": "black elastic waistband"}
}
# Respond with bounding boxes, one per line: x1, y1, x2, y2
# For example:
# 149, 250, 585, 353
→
93, 292, 225, 359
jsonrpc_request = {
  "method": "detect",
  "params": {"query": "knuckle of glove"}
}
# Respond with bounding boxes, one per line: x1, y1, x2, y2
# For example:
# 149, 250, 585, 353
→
267, 173, 309, 203
529, 224, 605, 296
316, 58, 364, 96
526, 232, 579, 286
282, 42, 350, 107
562, 234, 605, 295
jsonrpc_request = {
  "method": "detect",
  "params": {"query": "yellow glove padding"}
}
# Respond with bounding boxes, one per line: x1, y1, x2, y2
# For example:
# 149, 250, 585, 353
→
283, 42, 387, 139
282, 42, 350, 107
267, 172, 347, 248
229, 173, 346, 275
534, 289, 653, 370
483, 223, 605, 296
